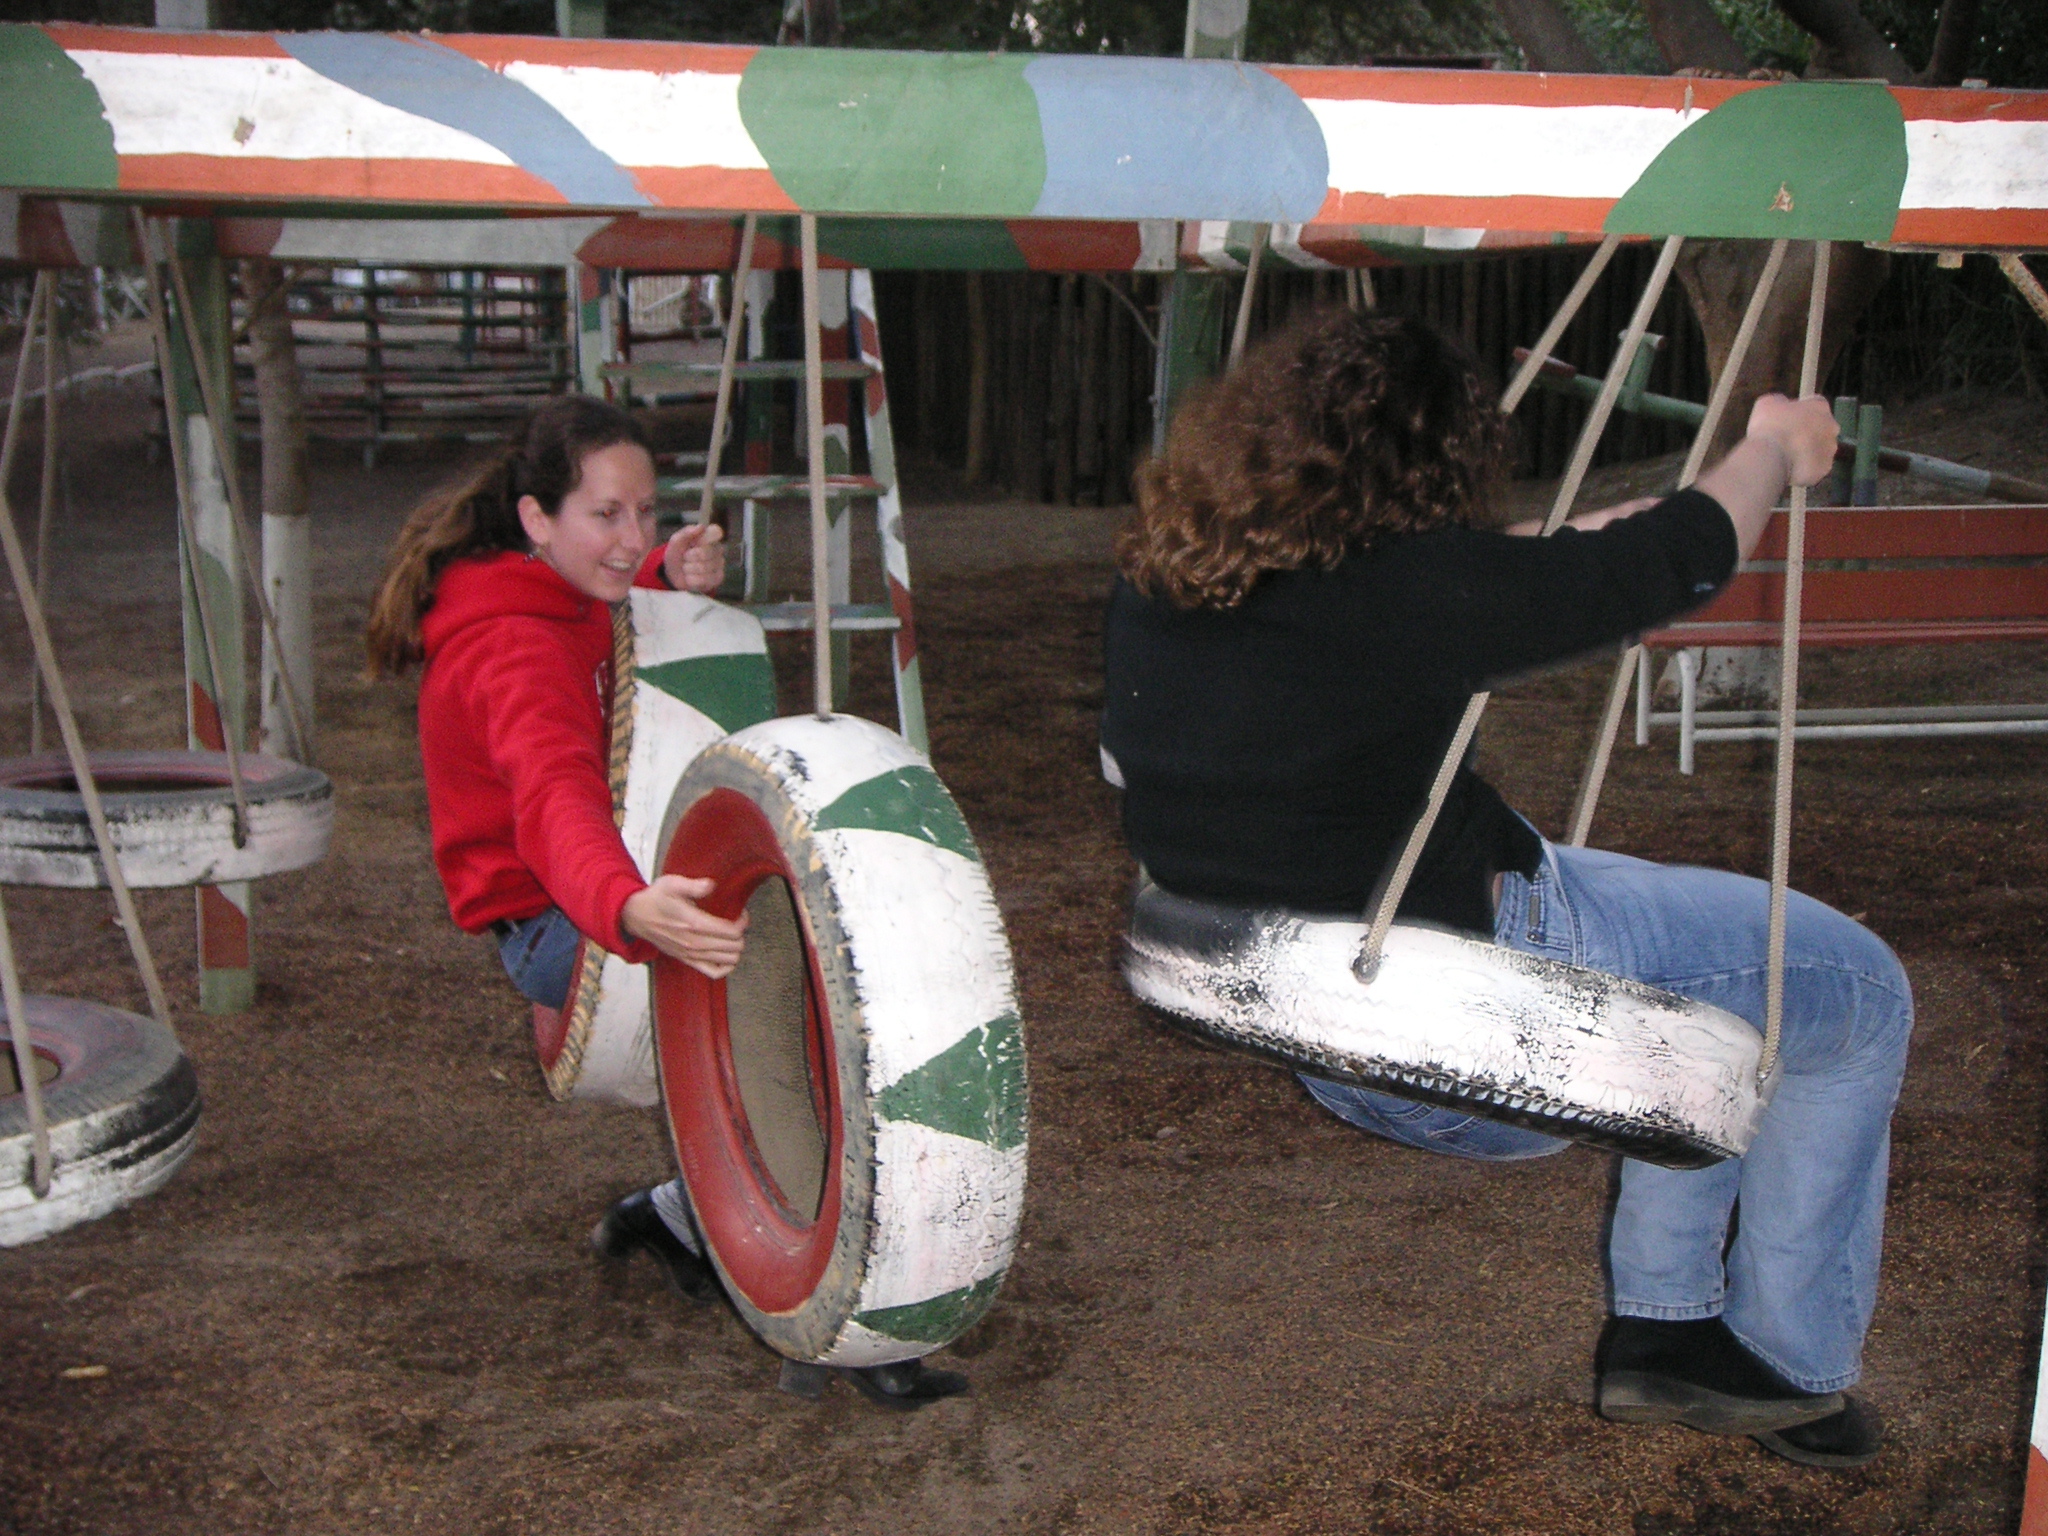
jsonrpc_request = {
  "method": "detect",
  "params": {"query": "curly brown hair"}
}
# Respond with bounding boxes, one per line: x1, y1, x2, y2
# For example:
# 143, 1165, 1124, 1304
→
1117, 309, 1509, 609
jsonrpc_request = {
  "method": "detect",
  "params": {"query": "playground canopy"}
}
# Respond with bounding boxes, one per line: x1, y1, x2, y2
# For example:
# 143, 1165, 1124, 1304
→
3, 24, 2046, 272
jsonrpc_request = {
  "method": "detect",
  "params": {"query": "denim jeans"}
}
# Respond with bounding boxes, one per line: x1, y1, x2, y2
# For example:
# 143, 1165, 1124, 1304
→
497, 906, 583, 1011
1303, 839, 1913, 1393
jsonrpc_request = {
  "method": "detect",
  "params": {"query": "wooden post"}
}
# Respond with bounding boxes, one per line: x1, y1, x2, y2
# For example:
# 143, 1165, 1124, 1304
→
811, 270, 855, 707
158, 221, 252, 1014
243, 256, 312, 762
740, 269, 775, 604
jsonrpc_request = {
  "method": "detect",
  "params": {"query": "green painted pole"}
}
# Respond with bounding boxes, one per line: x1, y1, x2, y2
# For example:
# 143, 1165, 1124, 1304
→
554, 0, 604, 37
160, 221, 253, 1014
1853, 402, 1882, 506
1151, 0, 1248, 451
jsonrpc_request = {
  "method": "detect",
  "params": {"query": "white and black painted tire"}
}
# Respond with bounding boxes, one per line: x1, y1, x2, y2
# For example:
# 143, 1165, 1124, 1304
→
537, 589, 777, 1107
0, 750, 331, 890
1122, 878, 1769, 1168
652, 714, 1026, 1365
0, 995, 202, 1246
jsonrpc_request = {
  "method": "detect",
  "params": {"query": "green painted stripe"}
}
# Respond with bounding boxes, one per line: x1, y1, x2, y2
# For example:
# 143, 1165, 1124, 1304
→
814, 765, 978, 862
738, 50, 1045, 217
638, 653, 777, 734
0, 26, 120, 193
877, 1011, 1026, 1151
1605, 82, 1906, 242
856, 1273, 1005, 1345
819, 217, 1028, 271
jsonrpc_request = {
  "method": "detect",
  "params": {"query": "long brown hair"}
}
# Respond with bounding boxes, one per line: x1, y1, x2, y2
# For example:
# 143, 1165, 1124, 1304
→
1117, 309, 1509, 609
364, 396, 652, 676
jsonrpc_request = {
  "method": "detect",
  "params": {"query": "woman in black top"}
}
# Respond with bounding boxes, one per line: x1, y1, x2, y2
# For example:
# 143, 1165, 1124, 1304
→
1102, 311, 1909, 1470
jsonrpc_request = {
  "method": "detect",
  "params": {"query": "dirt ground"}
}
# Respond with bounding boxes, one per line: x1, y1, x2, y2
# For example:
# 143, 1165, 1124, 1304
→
3, 361, 2048, 1536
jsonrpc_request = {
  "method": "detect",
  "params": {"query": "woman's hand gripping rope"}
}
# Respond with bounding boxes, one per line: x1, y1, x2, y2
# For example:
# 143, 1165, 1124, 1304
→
664, 522, 728, 595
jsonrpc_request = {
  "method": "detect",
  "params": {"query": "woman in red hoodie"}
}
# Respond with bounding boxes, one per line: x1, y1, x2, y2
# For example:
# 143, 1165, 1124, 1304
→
365, 396, 739, 1305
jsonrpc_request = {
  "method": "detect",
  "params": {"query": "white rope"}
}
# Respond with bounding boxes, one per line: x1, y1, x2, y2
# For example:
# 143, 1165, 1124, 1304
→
799, 214, 832, 720
1227, 225, 1269, 370
1566, 238, 1789, 847
1761, 239, 1832, 1085
1499, 234, 1623, 416
1358, 237, 1682, 978
161, 228, 317, 768
133, 217, 252, 846
698, 214, 759, 529
0, 274, 174, 1030
29, 285, 57, 753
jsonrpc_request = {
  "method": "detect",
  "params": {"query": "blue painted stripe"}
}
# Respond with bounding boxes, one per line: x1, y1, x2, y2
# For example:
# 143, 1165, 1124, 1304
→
1024, 57, 1326, 223
278, 33, 647, 208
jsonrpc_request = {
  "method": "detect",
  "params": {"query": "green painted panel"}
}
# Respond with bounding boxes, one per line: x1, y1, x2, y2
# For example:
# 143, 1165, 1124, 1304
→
738, 50, 1045, 217
856, 1272, 1005, 1344
877, 1011, 1026, 1150
814, 764, 978, 862
819, 218, 1028, 271
1605, 82, 1906, 242
0, 26, 119, 192
638, 653, 777, 734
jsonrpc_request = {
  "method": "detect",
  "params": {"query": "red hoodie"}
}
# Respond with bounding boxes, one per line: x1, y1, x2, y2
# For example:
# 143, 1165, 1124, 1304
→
417, 547, 669, 961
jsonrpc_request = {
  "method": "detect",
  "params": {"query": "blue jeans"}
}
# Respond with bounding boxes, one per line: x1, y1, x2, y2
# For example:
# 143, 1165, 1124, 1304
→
497, 906, 583, 1011
1303, 840, 1912, 1393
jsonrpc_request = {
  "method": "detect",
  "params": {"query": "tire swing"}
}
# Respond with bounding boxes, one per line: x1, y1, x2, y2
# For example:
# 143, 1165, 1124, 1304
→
652, 714, 1025, 1365
1123, 235, 1833, 1169
534, 588, 777, 1106
631, 215, 1025, 1370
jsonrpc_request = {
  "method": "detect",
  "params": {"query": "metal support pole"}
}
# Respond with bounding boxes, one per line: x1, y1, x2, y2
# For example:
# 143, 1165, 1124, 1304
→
800, 215, 832, 720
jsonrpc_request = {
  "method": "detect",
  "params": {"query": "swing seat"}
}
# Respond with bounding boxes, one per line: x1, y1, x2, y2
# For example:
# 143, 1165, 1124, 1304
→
1120, 877, 1772, 1170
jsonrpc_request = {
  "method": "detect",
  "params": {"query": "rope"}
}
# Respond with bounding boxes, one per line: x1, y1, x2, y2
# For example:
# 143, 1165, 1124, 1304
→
0, 274, 174, 1030
799, 214, 832, 720
1356, 237, 1682, 979
698, 214, 759, 529
1499, 234, 1622, 416
1761, 240, 1833, 1086
1565, 238, 1789, 848
132, 216, 252, 848
2000, 254, 2048, 335
29, 284, 57, 754
161, 228, 317, 768
1227, 225, 1269, 370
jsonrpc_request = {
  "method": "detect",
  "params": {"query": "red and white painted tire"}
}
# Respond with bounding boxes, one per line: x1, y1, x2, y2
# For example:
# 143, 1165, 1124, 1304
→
0, 995, 202, 1246
652, 714, 1026, 1365
0, 751, 332, 890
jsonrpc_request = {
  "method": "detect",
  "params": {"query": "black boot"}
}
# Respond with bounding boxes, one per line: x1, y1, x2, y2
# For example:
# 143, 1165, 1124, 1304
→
590, 1188, 721, 1305
1754, 1395, 1884, 1469
1597, 1316, 1843, 1437
777, 1356, 971, 1410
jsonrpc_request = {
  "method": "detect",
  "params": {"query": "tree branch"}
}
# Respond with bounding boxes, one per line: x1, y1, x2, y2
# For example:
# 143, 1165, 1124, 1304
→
1773, 0, 1913, 82
1643, 0, 1750, 74
1921, 0, 1980, 84
1490, 0, 1606, 73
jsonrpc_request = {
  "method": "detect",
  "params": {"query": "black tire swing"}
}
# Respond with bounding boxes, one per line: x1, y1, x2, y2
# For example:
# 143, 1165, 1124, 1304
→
1123, 235, 1830, 1169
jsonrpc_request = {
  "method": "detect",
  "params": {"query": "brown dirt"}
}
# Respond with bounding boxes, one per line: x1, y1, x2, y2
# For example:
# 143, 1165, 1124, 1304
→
2, 373, 2047, 1535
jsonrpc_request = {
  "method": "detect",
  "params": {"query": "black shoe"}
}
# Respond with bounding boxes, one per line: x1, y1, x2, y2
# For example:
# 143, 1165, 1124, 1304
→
1597, 1317, 1844, 1437
842, 1358, 972, 1411
590, 1188, 721, 1305
1754, 1395, 1884, 1469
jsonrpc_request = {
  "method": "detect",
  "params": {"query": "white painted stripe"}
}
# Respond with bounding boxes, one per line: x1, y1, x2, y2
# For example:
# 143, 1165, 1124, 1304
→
573, 953, 659, 1107
818, 829, 1016, 1091
855, 1117, 1023, 1313
1902, 118, 2048, 211
500, 62, 768, 172
70, 50, 516, 166
1308, 99, 1700, 202
268, 217, 608, 265
618, 685, 722, 875
727, 714, 923, 822
2032, 1296, 2048, 1457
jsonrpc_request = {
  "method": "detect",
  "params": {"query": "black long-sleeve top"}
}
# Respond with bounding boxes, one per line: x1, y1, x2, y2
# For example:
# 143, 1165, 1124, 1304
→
1101, 488, 1739, 933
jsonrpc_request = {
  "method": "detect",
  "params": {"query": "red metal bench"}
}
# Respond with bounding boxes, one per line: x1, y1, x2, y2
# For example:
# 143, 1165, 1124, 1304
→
1636, 503, 2048, 772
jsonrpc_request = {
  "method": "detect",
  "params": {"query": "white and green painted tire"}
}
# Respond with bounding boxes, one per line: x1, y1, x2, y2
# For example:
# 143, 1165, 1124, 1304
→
651, 714, 1026, 1365
536, 589, 776, 1107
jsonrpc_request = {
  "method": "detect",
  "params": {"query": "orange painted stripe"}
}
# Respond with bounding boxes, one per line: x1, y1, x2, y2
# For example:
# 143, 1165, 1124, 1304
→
438, 34, 756, 75
1315, 188, 1614, 235
118, 156, 569, 207
212, 217, 285, 257
2022, 1445, 2048, 1536
1894, 86, 2048, 123
1890, 208, 2048, 246
1007, 219, 1145, 272
1751, 507, 2048, 561
199, 884, 252, 970
1271, 65, 1752, 112
44, 21, 289, 56
627, 166, 795, 212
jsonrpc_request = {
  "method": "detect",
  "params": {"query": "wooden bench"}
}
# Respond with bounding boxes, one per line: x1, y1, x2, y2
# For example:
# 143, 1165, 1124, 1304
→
1636, 503, 2048, 772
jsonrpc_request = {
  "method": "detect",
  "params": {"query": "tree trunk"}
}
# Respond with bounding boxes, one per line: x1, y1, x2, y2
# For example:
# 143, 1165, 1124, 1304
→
1491, 0, 1606, 72
1642, 0, 1749, 74
241, 256, 313, 760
